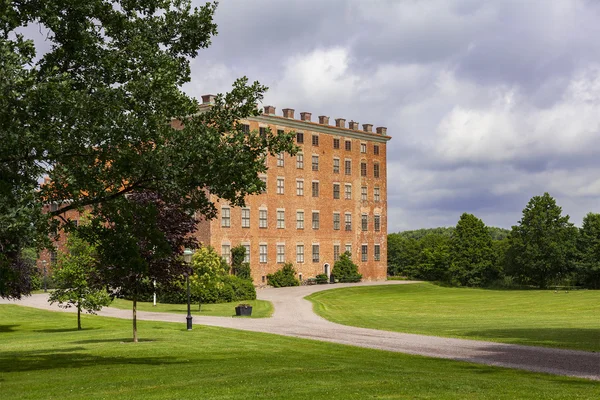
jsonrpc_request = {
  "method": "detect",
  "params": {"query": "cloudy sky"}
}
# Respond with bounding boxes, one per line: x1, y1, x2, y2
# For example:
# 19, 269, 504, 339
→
180, 0, 600, 232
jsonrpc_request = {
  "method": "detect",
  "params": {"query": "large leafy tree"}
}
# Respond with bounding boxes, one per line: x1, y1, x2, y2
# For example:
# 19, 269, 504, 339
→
506, 193, 578, 288
576, 213, 600, 289
449, 213, 497, 287
0, 1, 296, 298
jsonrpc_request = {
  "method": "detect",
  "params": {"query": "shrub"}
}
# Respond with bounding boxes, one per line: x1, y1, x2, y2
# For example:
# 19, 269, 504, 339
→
233, 262, 252, 281
332, 252, 362, 283
267, 263, 300, 288
315, 273, 328, 284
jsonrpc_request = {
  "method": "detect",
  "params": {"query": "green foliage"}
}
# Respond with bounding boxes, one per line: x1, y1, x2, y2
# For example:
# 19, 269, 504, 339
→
231, 245, 251, 280
315, 273, 328, 284
392, 227, 510, 241
48, 232, 112, 329
575, 213, 600, 289
332, 252, 362, 283
391, 233, 451, 281
506, 193, 578, 289
449, 213, 498, 287
267, 263, 300, 288
233, 262, 252, 281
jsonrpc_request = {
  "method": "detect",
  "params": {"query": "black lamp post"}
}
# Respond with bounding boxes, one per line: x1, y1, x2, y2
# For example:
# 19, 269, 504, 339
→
183, 249, 193, 331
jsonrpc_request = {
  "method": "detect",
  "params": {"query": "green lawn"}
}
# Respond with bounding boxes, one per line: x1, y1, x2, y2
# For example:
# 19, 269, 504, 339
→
1, 306, 598, 399
110, 298, 273, 318
307, 283, 600, 352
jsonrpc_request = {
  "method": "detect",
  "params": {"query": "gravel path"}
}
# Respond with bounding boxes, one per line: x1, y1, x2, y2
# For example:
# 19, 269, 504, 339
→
2, 280, 599, 380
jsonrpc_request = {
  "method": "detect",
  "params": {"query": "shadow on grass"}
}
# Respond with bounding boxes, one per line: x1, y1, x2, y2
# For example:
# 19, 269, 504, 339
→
72, 338, 158, 344
35, 327, 98, 333
0, 324, 20, 332
462, 328, 600, 352
0, 347, 184, 373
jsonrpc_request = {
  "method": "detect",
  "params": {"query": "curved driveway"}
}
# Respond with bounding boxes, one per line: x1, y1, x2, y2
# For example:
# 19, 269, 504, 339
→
2, 280, 599, 380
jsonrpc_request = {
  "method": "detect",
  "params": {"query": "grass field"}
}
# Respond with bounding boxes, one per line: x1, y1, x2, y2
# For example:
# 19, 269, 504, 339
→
110, 298, 274, 318
307, 283, 600, 352
1, 306, 598, 399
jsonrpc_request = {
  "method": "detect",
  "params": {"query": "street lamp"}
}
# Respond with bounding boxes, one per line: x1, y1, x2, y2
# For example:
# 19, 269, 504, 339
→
41, 260, 47, 293
183, 248, 194, 331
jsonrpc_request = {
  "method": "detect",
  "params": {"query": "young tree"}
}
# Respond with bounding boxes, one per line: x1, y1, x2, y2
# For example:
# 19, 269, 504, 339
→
449, 213, 497, 287
189, 246, 229, 307
230, 245, 251, 280
49, 232, 111, 330
332, 252, 362, 283
576, 213, 600, 289
506, 193, 578, 288
267, 263, 300, 288
0, 1, 296, 297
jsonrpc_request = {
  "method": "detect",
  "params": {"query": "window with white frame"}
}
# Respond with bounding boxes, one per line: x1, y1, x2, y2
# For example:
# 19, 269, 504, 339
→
361, 143, 367, 153
277, 178, 284, 194
374, 145, 380, 155
374, 215, 381, 232
259, 209, 267, 228
333, 158, 340, 174
296, 210, 304, 229
260, 175, 267, 193
361, 244, 368, 262
333, 212, 340, 230
361, 162, 367, 177
221, 244, 231, 264
296, 153, 304, 169
333, 138, 340, 149
277, 152, 285, 167
345, 140, 352, 151
243, 244, 250, 263
221, 207, 231, 228
241, 208, 250, 228
345, 213, 352, 231
374, 186, 380, 202
259, 244, 267, 263
345, 244, 352, 255
296, 245, 304, 263
312, 181, 319, 197
344, 184, 352, 200
361, 214, 368, 231
361, 186, 367, 201
333, 245, 340, 262
374, 163, 380, 178
374, 244, 381, 261
296, 179, 304, 196
333, 183, 340, 199
277, 210, 285, 229
344, 160, 351, 175
312, 244, 320, 262
277, 244, 286, 263
312, 155, 319, 171
312, 212, 319, 230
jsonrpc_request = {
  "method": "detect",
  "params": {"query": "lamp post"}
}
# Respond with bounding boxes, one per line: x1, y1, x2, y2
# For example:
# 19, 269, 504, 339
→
183, 248, 193, 331
42, 260, 47, 293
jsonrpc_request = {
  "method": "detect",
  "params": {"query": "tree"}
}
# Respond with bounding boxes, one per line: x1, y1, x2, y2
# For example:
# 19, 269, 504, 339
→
575, 213, 600, 289
449, 213, 497, 287
267, 263, 300, 288
332, 252, 362, 283
0, 1, 296, 298
189, 246, 229, 307
230, 245, 251, 280
48, 232, 111, 330
506, 193, 578, 288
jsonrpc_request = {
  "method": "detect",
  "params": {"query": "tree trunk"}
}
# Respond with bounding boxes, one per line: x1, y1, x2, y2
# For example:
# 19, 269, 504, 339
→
77, 304, 82, 331
133, 294, 138, 343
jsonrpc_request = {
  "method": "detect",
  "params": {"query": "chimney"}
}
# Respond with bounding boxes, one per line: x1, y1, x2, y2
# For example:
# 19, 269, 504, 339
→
282, 108, 295, 119
349, 121, 359, 130
300, 112, 312, 122
335, 118, 346, 128
376, 127, 387, 135
362, 124, 373, 133
201, 94, 216, 104
318, 115, 330, 125
264, 105, 276, 115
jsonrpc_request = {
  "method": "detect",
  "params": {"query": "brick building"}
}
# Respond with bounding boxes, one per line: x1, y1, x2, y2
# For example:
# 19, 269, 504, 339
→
196, 95, 391, 285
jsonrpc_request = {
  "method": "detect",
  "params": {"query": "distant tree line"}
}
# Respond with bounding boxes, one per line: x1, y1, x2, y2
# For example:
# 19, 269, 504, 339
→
388, 193, 600, 289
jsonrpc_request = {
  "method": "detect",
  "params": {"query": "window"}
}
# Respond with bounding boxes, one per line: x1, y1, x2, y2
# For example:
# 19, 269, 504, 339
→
221, 207, 231, 228
296, 179, 304, 196
345, 184, 352, 200
312, 134, 319, 146
361, 162, 367, 177
241, 124, 250, 134
50, 251, 57, 265
296, 211, 304, 229
374, 145, 380, 155
374, 215, 381, 232
277, 178, 284, 194
345, 213, 352, 231
333, 158, 340, 174
259, 127, 267, 138
361, 143, 367, 153
296, 245, 304, 263
312, 155, 319, 171
374, 186, 380, 202
333, 183, 340, 199
312, 181, 319, 197
344, 160, 351, 175
221, 244, 231, 264
277, 244, 285, 263
312, 244, 320, 263
345, 140, 352, 151
260, 175, 267, 193
259, 209, 267, 228
345, 244, 352, 255
361, 214, 368, 231
277, 210, 285, 229
296, 132, 304, 143
374, 163, 380, 178
334, 245, 340, 262
243, 244, 250, 263
361, 186, 367, 201
241, 208, 250, 228
296, 153, 304, 169
333, 212, 340, 230
374, 244, 381, 261
312, 212, 320, 230
259, 244, 267, 263
333, 138, 340, 149
277, 152, 284, 167
361, 245, 368, 262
